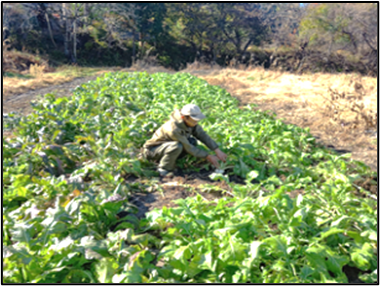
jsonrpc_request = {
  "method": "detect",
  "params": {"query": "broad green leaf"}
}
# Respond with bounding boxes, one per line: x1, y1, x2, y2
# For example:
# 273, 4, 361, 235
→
319, 227, 345, 240
248, 241, 262, 263
300, 265, 314, 280
9, 222, 33, 244
262, 235, 288, 258
200, 252, 215, 271
209, 172, 229, 183
359, 269, 378, 283
306, 245, 349, 276
95, 258, 118, 283
112, 273, 127, 283
351, 243, 375, 271
49, 237, 74, 252
80, 236, 110, 258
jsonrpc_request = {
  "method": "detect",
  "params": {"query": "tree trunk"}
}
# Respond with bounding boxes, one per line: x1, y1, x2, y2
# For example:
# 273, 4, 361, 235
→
189, 36, 197, 61
328, 35, 334, 56
140, 32, 145, 60
132, 30, 137, 65
234, 29, 242, 56
45, 12, 57, 48
62, 3, 70, 58
82, 3, 89, 31
199, 39, 203, 59
212, 44, 217, 65
196, 36, 203, 61
84, 3, 89, 22
72, 3, 77, 63
241, 38, 253, 61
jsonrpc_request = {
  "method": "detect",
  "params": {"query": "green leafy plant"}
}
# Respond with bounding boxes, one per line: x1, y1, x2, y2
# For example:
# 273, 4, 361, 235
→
3, 71, 377, 283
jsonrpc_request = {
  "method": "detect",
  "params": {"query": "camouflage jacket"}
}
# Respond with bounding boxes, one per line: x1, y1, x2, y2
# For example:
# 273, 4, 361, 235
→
143, 109, 218, 158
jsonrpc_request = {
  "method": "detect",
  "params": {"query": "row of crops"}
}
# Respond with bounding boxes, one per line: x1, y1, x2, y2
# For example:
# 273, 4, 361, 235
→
3, 72, 377, 283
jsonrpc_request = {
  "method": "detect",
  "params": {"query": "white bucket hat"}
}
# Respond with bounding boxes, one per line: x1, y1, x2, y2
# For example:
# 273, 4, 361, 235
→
181, 104, 206, 121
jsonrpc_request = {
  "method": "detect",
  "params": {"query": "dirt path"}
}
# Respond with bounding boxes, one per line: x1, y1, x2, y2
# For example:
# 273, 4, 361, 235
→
3, 75, 100, 115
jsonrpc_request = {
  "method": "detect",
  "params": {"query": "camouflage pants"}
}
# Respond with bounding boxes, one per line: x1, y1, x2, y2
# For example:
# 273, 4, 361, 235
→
143, 137, 197, 171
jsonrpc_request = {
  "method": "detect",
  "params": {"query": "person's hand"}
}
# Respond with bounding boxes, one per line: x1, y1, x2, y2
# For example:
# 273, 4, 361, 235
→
215, 148, 227, 163
206, 155, 220, 168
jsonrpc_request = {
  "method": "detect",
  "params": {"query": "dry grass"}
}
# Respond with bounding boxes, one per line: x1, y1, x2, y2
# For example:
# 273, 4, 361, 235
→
2, 65, 122, 101
182, 62, 377, 170
185, 64, 377, 130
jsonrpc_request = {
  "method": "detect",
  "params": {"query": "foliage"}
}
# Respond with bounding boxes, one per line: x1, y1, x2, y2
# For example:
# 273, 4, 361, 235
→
299, 3, 377, 63
299, 4, 350, 49
3, 72, 377, 283
2, 3, 377, 73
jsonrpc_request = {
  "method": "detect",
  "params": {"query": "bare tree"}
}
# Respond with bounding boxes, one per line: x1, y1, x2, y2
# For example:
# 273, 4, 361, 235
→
260, 3, 307, 49
298, 3, 377, 73
167, 3, 213, 61
48, 3, 139, 64
104, 4, 138, 47
62, 3, 69, 57
340, 3, 378, 72
44, 3, 92, 62
215, 3, 268, 60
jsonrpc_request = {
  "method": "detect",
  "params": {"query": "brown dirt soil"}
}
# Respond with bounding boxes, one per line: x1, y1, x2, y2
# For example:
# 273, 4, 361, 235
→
125, 168, 241, 219
123, 165, 376, 219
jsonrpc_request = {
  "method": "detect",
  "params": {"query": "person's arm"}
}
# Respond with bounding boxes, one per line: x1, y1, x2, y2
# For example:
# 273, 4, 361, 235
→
192, 125, 219, 151
169, 129, 209, 158
193, 125, 227, 163
214, 148, 227, 162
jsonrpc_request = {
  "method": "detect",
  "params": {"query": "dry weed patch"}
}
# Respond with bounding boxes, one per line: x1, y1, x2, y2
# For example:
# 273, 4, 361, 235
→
186, 64, 377, 170
3, 66, 121, 100
322, 87, 377, 131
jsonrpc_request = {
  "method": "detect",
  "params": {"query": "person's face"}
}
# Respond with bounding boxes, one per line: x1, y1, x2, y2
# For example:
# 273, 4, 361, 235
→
182, 116, 199, 127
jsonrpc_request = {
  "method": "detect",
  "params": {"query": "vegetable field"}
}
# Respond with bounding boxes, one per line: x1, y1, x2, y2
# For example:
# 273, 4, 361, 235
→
3, 72, 377, 283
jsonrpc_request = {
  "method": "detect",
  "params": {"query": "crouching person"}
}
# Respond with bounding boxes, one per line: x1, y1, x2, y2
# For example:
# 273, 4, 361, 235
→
142, 104, 227, 177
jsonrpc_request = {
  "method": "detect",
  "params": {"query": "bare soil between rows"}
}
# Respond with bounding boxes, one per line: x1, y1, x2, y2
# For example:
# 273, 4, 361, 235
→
124, 168, 376, 220
126, 169, 236, 219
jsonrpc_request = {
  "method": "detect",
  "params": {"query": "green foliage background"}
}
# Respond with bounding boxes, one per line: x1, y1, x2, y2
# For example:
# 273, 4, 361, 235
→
3, 3, 377, 73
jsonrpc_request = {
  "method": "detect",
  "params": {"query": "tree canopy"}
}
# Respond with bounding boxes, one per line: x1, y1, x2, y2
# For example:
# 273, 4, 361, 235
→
2, 3, 377, 73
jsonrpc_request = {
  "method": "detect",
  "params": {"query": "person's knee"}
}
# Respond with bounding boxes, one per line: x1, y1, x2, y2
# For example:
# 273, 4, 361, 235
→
171, 141, 183, 153
165, 141, 183, 155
